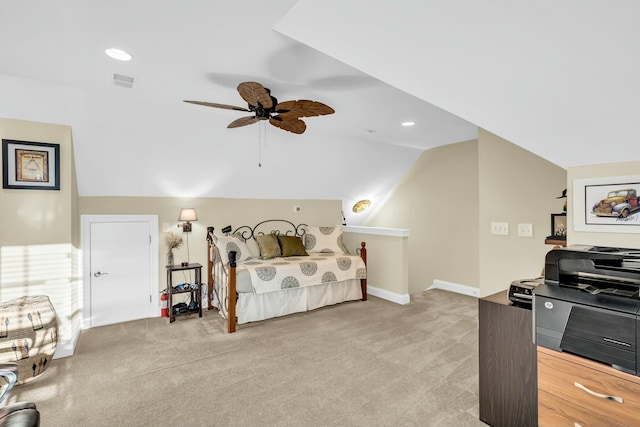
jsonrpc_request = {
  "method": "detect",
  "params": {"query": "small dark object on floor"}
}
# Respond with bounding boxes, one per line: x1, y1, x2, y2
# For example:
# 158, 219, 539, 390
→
172, 303, 188, 315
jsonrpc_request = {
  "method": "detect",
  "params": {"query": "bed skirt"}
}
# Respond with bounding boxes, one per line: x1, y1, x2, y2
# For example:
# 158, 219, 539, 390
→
236, 279, 362, 324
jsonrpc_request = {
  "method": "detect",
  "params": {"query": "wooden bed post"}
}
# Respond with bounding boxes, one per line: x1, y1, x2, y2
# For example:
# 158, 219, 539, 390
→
206, 227, 215, 310
228, 251, 237, 333
360, 242, 367, 301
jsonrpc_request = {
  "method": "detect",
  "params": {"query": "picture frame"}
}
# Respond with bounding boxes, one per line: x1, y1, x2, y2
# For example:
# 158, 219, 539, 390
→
549, 213, 567, 239
573, 175, 640, 233
2, 139, 60, 190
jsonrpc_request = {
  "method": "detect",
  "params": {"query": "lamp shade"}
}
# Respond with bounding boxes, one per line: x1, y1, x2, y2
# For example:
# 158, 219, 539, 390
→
178, 208, 198, 222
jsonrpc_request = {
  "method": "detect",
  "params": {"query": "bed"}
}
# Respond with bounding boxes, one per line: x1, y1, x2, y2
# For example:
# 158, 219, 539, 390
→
206, 220, 367, 332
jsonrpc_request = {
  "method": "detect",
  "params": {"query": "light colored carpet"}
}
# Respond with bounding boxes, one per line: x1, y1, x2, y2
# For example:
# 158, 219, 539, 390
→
9, 289, 485, 427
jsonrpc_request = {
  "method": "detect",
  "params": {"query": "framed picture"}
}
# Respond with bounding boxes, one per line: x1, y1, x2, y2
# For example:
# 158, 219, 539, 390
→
2, 139, 60, 190
549, 213, 567, 239
573, 175, 640, 233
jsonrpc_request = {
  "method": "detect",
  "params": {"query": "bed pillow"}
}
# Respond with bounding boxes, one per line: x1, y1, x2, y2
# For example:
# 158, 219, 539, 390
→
245, 237, 261, 258
278, 235, 308, 257
214, 235, 253, 264
304, 226, 348, 254
255, 233, 281, 259
231, 231, 261, 258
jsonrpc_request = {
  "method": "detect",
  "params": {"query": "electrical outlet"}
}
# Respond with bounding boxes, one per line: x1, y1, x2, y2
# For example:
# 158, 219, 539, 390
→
294, 205, 301, 213
517, 223, 533, 237
490, 222, 509, 235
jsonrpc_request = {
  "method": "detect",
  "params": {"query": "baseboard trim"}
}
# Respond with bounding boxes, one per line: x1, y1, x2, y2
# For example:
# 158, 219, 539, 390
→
428, 280, 480, 298
53, 325, 81, 359
368, 286, 411, 305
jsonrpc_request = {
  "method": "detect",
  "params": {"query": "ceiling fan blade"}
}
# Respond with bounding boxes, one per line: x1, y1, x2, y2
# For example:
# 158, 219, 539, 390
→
237, 82, 273, 109
183, 100, 249, 112
228, 116, 261, 129
275, 100, 335, 118
269, 117, 306, 134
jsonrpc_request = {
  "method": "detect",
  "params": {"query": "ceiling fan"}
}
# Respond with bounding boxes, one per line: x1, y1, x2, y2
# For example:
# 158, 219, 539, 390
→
184, 81, 335, 134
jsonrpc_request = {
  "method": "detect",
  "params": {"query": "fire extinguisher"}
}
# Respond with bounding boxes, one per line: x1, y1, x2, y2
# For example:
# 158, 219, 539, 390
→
160, 291, 168, 317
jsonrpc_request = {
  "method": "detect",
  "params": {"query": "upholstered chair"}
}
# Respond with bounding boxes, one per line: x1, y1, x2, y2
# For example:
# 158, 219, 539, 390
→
0, 363, 40, 427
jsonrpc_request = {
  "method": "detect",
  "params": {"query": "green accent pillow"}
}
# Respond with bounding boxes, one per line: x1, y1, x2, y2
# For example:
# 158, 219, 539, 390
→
256, 233, 281, 259
278, 235, 308, 257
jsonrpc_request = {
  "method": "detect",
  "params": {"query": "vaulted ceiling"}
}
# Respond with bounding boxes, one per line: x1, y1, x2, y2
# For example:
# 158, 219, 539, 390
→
277, 0, 640, 170
1, 1, 637, 225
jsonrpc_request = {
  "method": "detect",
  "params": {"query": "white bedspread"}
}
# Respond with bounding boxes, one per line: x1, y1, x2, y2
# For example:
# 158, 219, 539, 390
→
239, 253, 366, 294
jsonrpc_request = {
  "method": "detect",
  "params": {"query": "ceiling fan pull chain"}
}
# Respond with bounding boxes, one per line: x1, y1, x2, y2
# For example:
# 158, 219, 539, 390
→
258, 123, 262, 167
257, 121, 269, 167
264, 121, 267, 149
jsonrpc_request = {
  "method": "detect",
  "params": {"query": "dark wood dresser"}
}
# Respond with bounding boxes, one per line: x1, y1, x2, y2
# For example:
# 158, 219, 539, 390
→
479, 290, 537, 427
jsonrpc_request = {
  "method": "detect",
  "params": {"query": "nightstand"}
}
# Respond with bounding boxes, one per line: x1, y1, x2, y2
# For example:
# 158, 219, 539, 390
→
166, 263, 203, 323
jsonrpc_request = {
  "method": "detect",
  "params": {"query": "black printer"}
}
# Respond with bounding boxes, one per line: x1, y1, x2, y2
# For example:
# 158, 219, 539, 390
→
533, 245, 640, 375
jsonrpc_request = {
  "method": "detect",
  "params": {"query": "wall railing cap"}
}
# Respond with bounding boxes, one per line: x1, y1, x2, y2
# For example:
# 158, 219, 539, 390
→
343, 225, 409, 237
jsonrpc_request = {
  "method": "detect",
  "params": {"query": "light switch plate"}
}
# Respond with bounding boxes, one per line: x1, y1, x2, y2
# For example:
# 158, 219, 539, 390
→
491, 222, 509, 235
518, 223, 533, 237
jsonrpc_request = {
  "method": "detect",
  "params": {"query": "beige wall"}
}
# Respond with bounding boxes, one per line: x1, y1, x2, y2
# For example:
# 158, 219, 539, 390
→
567, 160, 640, 249
80, 197, 342, 295
343, 231, 409, 298
0, 113, 342, 356
477, 129, 567, 296
2, 114, 587, 355
0, 117, 79, 355
365, 130, 567, 297
365, 140, 480, 294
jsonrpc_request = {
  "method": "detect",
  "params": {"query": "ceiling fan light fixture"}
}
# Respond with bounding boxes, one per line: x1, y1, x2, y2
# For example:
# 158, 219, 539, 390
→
105, 48, 132, 61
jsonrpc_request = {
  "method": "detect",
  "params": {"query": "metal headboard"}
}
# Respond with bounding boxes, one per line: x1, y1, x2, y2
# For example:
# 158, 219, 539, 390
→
231, 219, 308, 241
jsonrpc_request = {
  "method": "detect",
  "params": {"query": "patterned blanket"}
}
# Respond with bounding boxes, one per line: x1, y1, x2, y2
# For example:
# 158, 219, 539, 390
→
239, 253, 366, 294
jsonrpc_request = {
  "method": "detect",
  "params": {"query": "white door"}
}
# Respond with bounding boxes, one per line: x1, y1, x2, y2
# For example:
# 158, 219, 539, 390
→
82, 215, 158, 328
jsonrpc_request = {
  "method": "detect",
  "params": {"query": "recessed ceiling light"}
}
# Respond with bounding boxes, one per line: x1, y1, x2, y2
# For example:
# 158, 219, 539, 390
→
105, 48, 132, 61
402, 121, 415, 127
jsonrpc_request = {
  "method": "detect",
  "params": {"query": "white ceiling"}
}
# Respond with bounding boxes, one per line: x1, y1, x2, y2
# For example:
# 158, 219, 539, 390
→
277, 0, 640, 169
1, 1, 637, 224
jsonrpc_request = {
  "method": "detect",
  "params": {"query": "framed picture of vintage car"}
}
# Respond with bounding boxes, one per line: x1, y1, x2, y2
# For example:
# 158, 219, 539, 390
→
549, 213, 567, 239
573, 175, 640, 233
2, 139, 60, 190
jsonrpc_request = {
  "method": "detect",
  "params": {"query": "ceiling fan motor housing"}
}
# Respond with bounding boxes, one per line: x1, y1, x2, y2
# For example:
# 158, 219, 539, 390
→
248, 90, 278, 120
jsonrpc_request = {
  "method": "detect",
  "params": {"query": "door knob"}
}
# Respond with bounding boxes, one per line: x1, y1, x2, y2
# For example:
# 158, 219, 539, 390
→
93, 271, 109, 278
